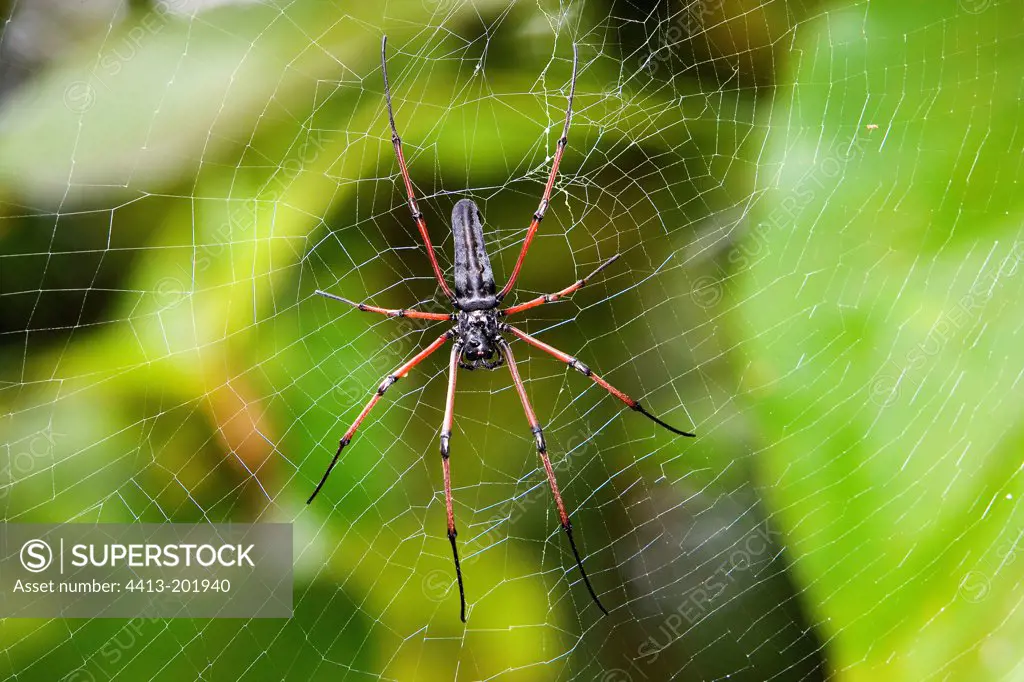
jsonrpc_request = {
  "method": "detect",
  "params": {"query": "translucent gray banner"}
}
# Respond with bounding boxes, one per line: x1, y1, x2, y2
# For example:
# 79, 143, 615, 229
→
0, 524, 292, 618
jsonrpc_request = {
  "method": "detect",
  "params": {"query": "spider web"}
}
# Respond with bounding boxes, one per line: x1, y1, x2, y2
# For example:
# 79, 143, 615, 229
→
1, 0, 1022, 680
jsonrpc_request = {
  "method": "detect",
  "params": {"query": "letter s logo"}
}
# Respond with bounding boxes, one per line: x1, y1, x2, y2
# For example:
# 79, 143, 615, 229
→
20, 539, 53, 573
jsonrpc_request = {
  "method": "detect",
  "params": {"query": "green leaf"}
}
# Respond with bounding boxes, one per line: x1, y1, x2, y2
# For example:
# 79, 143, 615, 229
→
734, 2, 1024, 679
0, 0, 507, 206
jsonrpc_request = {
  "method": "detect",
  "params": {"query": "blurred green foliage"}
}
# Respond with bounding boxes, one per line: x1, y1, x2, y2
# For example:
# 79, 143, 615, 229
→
738, 2, 1024, 679
0, 0, 1020, 680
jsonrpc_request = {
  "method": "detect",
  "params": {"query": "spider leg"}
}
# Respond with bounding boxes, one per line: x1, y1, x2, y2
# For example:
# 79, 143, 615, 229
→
307, 330, 452, 504
498, 338, 609, 616
381, 36, 457, 303
316, 290, 453, 321
500, 254, 619, 316
496, 44, 579, 302
440, 342, 467, 622
503, 324, 696, 437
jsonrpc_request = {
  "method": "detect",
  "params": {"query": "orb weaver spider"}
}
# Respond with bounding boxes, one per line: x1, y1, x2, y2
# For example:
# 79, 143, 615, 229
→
309, 36, 696, 622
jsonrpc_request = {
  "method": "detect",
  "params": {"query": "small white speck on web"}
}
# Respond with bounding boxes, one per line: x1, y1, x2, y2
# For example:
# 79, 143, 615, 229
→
1007, 494, 1013, 500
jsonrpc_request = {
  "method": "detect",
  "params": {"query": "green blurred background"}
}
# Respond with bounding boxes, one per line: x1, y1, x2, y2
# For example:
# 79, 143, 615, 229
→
1, 0, 1022, 679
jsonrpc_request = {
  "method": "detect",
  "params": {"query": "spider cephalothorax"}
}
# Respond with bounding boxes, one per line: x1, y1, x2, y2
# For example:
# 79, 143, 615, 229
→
309, 36, 696, 624
456, 309, 503, 369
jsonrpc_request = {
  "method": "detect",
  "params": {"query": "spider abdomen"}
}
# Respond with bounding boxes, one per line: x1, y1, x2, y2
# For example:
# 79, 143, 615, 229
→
451, 198, 497, 311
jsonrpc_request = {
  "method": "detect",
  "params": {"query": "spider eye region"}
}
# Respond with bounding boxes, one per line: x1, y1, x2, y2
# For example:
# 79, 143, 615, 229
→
457, 310, 501, 367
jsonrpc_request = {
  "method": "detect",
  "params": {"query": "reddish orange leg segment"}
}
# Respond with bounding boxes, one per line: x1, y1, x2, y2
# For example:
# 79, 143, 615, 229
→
501, 254, 620, 316
308, 331, 452, 504
503, 325, 696, 437
381, 36, 456, 303
499, 339, 608, 615
316, 290, 453, 321
440, 342, 467, 622
497, 44, 579, 301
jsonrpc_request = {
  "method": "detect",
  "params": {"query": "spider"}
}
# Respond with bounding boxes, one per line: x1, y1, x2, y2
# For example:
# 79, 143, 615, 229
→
308, 36, 696, 622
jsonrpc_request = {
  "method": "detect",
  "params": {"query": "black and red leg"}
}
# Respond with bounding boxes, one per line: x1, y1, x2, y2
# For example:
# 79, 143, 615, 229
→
503, 324, 695, 437
497, 44, 580, 301
381, 36, 457, 303
440, 341, 468, 622
501, 254, 620, 316
307, 331, 452, 504
315, 289, 453, 321
499, 338, 609, 615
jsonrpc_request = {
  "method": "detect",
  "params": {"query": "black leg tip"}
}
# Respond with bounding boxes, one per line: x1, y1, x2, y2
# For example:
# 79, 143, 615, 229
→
306, 482, 326, 505
448, 531, 468, 623
634, 403, 696, 438
562, 523, 608, 618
